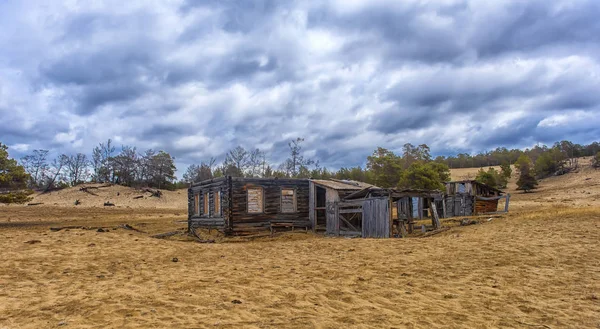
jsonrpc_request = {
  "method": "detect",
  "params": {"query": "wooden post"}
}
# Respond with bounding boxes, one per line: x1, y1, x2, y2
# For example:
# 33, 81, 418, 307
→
408, 198, 414, 233
389, 196, 393, 238
334, 201, 340, 236
429, 199, 441, 230
504, 194, 510, 213
441, 197, 447, 219
309, 182, 316, 232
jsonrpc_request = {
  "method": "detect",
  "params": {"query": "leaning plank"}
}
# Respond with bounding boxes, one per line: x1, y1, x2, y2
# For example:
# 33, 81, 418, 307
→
118, 224, 146, 233
189, 228, 215, 243
429, 199, 442, 229
421, 227, 450, 238
339, 215, 359, 232
151, 231, 183, 239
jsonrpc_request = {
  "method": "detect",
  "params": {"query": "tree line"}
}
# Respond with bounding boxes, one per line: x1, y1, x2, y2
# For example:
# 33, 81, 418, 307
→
2, 138, 599, 204
19, 139, 176, 191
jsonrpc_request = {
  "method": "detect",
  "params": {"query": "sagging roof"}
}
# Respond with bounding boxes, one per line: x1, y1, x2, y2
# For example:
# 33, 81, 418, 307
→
445, 180, 504, 195
310, 179, 376, 190
344, 187, 443, 200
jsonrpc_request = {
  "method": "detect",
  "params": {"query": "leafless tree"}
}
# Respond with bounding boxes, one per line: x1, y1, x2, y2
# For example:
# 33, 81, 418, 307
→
65, 153, 89, 186
281, 138, 314, 177
44, 154, 69, 191
92, 139, 115, 183
20, 149, 49, 188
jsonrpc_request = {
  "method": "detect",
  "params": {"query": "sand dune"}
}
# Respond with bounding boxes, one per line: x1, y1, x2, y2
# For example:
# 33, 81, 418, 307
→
26, 183, 187, 209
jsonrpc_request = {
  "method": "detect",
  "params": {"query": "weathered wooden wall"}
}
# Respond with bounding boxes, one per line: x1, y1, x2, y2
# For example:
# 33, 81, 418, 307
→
475, 199, 499, 214
188, 177, 230, 232
362, 197, 390, 238
229, 178, 309, 235
445, 194, 474, 217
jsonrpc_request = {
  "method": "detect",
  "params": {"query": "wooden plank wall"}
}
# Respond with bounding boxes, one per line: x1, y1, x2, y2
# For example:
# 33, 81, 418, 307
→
309, 182, 315, 230
229, 178, 310, 235
445, 194, 474, 217
362, 198, 390, 238
188, 178, 230, 232
325, 201, 338, 235
474, 199, 499, 214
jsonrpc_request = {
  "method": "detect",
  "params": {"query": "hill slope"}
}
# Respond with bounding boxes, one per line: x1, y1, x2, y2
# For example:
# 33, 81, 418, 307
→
27, 183, 187, 209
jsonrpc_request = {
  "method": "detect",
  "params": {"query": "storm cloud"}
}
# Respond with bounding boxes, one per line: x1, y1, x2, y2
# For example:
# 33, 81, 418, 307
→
1, 0, 599, 173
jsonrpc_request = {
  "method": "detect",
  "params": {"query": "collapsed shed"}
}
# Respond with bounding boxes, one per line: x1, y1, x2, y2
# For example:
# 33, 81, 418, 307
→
444, 180, 510, 216
308, 179, 375, 232
328, 187, 445, 238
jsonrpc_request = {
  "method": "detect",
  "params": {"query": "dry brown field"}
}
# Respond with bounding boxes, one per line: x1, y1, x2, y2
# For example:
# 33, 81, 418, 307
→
1, 160, 599, 328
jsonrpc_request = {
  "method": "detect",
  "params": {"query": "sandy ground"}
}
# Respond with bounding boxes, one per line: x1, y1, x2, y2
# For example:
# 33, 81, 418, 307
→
1, 160, 599, 328
25, 183, 187, 209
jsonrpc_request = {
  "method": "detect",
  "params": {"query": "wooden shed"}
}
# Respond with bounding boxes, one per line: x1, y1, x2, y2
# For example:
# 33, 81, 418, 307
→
330, 187, 445, 238
308, 179, 375, 232
188, 176, 310, 236
444, 180, 509, 216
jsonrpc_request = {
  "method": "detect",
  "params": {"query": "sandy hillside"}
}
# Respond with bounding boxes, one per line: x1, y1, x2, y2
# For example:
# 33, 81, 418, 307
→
24, 183, 188, 209
0, 158, 599, 328
450, 156, 600, 210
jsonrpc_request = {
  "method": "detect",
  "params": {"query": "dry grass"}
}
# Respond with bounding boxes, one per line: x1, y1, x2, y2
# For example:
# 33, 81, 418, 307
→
1, 160, 599, 328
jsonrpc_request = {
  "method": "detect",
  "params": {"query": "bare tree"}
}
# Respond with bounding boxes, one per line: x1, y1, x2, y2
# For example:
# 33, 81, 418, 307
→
44, 154, 69, 191
92, 139, 116, 183
20, 149, 49, 188
65, 153, 89, 186
224, 146, 249, 176
247, 148, 266, 177
282, 138, 314, 177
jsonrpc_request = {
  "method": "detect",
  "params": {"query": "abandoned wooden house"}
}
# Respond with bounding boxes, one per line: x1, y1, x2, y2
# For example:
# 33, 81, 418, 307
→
188, 177, 376, 236
444, 180, 509, 216
187, 176, 509, 238
327, 187, 445, 238
188, 176, 310, 236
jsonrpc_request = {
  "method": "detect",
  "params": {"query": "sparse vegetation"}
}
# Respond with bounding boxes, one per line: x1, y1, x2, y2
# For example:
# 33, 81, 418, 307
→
592, 152, 600, 169
0, 143, 34, 204
515, 155, 538, 193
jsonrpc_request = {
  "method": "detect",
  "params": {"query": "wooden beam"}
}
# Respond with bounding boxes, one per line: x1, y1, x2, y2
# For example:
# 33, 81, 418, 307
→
429, 199, 441, 230
339, 215, 359, 232
339, 208, 362, 214
389, 196, 394, 238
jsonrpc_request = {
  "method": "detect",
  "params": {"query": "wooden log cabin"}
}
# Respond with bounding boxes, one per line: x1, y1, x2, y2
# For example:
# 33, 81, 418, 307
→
444, 180, 510, 216
188, 176, 310, 236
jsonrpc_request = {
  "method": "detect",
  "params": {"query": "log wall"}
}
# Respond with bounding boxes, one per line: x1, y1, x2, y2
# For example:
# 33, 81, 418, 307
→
188, 177, 230, 233
229, 178, 310, 235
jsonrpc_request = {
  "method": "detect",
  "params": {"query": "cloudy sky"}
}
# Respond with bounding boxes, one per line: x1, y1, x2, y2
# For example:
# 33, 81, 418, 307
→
1, 0, 599, 173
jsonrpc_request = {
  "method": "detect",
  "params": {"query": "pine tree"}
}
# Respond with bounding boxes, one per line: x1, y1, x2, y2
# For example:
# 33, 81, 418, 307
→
515, 155, 538, 192
0, 143, 34, 203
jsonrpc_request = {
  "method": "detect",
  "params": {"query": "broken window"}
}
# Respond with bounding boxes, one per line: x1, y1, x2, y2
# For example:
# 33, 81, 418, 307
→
281, 188, 296, 213
247, 187, 263, 213
194, 193, 200, 215
214, 191, 221, 215
203, 192, 209, 215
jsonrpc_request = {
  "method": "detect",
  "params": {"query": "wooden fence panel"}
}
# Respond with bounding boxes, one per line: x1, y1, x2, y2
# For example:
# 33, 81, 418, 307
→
362, 198, 390, 238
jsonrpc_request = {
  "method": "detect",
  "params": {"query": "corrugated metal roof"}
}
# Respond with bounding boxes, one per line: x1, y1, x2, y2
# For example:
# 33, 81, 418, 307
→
310, 179, 374, 190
